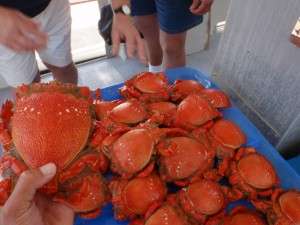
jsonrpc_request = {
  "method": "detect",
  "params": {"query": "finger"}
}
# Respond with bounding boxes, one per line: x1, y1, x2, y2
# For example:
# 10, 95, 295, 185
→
125, 33, 137, 58
5, 41, 25, 52
190, 0, 202, 10
13, 30, 37, 51
4, 36, 29, 52
18, 16, 48, 49
7, 163, 56, 207
136, 36, 147, 64
112, 29, 121, 56
191, 0, 213, 15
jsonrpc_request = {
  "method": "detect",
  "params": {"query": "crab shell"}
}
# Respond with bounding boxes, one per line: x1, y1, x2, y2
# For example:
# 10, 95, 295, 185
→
178, 180, 225, 223
267, 191, 300, 225
228, 148, 278, 199
109, 99, 149, 125
174, 94, 220, 130
12, 91, 91, 169
120, 72, 169, 102
94, 100, 123, 120
209, 119, 247, 158
110, 173, 167, 220
145, 203, 190, 225
170, 80, 205, 102
107, 128, 156, 177
200, 89, 231, 109
223, 207, 267, 225
159, 136, 214, 183
147, 102, 177, 126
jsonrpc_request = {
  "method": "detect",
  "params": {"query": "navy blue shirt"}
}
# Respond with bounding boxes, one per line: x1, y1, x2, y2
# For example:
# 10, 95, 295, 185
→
0, 0, 51, 17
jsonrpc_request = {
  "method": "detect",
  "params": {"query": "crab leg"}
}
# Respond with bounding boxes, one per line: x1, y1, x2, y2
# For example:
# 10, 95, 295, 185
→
0, 100, 14, 151
0, 155, 27, 205
55, 174, 108, 218
137, 162, 155, 178
59, 152, 107, 183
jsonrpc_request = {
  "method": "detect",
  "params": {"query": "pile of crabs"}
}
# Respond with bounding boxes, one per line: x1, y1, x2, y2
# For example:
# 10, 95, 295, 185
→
0, 72, 299, 225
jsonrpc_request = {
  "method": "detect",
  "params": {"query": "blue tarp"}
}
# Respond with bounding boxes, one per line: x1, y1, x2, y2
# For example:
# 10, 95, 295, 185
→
75, 67, 300, 225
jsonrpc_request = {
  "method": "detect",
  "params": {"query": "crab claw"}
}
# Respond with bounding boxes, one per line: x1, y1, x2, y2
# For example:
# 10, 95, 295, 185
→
54, 174, 109, 218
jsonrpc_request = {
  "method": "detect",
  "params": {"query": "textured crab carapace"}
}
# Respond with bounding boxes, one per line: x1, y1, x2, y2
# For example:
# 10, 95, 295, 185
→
0, 82, 109, 218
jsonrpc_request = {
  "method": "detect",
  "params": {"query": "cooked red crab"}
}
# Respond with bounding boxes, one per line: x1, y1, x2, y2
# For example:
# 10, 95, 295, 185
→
178, 179, 227, 224
147, 101, 177, 126
102, 127, 187, 178
200, 89, 231, 109
109, 99, 149, 125
94, 99, 123, 120
0, 82, 109, 218
174, 94, 220, 130
226, 147, 278, 201
253, 189, 300, 225
110, 173, 167, 221
143, 203, 190, 225
209, 119, 247, 159
158, 136, 215, 185
169, 80, 205, 102
222, 206, 267, 225
120, 72, 169, 102
268, 190, 300, 225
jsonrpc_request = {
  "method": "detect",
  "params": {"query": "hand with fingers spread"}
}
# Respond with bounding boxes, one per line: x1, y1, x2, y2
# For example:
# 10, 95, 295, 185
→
0, 163, 75, 225
190, 0, 214, 15
0, 6, 48, 52
111, 13, 147, 64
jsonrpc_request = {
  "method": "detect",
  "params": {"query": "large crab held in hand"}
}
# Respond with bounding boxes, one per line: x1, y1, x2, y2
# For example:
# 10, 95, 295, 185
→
0, 82, 109, 218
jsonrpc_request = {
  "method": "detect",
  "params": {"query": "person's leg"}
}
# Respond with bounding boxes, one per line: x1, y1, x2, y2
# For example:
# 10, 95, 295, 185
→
131, 0, 163, 72
133, 15, 162, 67
43, 62, 78, 84
155, 0, 203, 69
36, 0, 77, 84
159, 31, 187, 69
33, 72, 41, 83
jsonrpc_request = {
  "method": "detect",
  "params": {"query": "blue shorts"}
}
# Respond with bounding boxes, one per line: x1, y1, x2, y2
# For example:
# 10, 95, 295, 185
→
130, 0, 203, 34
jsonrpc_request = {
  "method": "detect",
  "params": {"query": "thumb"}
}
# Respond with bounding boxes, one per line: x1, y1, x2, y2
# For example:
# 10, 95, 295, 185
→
9, 163, 56, 206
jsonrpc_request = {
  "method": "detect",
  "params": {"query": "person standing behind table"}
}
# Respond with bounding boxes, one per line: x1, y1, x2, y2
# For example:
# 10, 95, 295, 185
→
0, 0, 78, 88
110, 0, 213, 73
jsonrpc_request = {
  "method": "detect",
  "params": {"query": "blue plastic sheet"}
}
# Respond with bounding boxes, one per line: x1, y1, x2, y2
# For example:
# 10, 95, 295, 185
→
75, 67, 300, 225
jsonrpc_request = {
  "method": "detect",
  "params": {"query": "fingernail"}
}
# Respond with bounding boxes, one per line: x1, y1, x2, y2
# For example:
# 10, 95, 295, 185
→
40, 163, 56, 176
